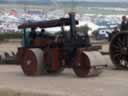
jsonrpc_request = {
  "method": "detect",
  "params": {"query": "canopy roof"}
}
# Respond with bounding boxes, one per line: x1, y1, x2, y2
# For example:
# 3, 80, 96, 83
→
18, 18, 78, 29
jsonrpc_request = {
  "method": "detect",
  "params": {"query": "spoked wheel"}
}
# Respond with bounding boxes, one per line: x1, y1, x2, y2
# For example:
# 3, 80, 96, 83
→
21, 48, 45, 76
110, 32, 128, 69
73, 51, 104, 77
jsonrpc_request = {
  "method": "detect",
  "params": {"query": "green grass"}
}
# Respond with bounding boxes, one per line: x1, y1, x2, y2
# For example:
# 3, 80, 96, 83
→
0, 32, 22, 41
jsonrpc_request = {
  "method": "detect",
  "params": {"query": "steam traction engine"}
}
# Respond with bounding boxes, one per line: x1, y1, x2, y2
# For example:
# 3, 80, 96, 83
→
110, 32, 128, 69
17, 13, 105, 77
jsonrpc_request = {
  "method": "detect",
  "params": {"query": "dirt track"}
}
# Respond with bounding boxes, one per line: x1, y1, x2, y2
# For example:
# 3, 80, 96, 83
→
0, 41, 20, 54
0, 64, 128, 96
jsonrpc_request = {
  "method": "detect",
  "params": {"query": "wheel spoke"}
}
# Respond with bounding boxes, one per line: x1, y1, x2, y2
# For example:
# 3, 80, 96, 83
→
118, 54, 123, 61
112, 50, 120, 54
114, 42, 122, 48
113, 54, 121, 59
124, 61, 128, 67
124, 35, 127, 47
122, 36, 126, 47
117, 38, 124, 47
124, 56, 128, 67
112, 44, 121, 49
126, 35, 128, 47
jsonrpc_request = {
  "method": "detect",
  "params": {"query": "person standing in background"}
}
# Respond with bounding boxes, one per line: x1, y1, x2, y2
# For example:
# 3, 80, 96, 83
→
107, 27, 120, 41
120, 16, 128, 31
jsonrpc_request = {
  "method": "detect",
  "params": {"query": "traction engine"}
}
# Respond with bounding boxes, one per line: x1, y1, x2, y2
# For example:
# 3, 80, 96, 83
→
17, 13, 106, 77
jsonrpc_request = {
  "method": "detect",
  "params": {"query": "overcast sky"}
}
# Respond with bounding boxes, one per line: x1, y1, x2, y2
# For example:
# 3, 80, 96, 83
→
2, 0, 128, 2
56, 0, 128, 2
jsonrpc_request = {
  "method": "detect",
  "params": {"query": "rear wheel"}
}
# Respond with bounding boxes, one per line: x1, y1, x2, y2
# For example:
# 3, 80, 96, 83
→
110, 32, 128, 69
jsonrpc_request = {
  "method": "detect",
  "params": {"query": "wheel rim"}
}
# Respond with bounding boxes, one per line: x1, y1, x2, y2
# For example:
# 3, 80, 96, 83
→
110, 32, 128, 68
22, 49, 37, 76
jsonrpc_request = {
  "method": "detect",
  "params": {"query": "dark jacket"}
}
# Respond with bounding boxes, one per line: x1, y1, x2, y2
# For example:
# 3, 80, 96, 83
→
29, 31, 36, 39
120, 21, 128, 31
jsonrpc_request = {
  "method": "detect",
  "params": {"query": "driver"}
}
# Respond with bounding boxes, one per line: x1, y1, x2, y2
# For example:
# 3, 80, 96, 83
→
39, 29, 46, 37
29, 28, 37, 39
39, 29, 54, 39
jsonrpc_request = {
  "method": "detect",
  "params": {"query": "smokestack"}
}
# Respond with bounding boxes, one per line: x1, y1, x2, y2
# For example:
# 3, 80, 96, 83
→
69, 12, 76, 41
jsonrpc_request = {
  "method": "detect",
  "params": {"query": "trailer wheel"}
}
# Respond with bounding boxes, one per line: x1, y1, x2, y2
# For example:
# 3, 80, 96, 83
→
21, 48, 45, 76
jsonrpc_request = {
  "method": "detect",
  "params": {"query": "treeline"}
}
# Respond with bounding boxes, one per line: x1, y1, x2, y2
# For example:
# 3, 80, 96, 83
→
0, 32, 22, 41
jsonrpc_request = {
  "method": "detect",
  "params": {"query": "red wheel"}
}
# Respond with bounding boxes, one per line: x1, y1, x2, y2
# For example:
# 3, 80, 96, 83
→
73, 51, 104, 77
44, 48, 64, 74
73, 51, 90, 77
21, 48, 45, 76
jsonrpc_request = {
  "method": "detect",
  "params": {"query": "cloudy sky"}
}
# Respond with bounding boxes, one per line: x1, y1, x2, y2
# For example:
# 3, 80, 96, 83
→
57, 0, 128, 2
1, 0, 128, 2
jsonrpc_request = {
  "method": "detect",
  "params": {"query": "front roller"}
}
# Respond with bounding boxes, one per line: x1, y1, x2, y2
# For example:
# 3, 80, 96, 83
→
110, 32, 128, 69
73, 51, 106, 77
21, 48, 45, 76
